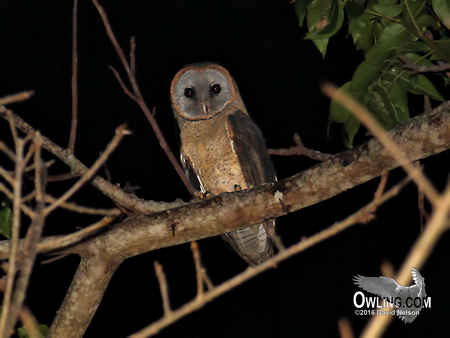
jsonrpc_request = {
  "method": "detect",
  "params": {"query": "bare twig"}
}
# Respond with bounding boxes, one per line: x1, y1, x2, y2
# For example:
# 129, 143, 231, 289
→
399, 56, 450, 74
3, 134, 47, 335
0, 216, 117, 260
91, 0, 196, 196
424, 95, 432, 114
24, 159, 54, 174
0, 138, 25, 336
22, 142, 36, 170
0, 182, 35, 218
0, 91, 34, 106
109, 66, 137, 101
380, 261, 395, 278
190, 242, 204, 297
6, 110, 20, 149
269, 133, 333, 161
201, 268, 214, 291
322, 83, 440, 205
0, 109, 186, 213
47, 172, 80, 182
374, 172, 389, 200
68, 0, 79, 152
337, 318, 354, 338
0, 166, 15, 185
0, 141, 16, 162
362, 184, 450, 337
130, 178, 410, 338
18, 306, 41, 338
44, 125, 130, 215
418, 185, 429, 231
44, 195, 120, 216
154, 262, 172, 315
130, 37, 136, 75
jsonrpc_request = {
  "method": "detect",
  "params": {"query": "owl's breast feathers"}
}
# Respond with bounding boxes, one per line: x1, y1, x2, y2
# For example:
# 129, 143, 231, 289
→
180, 107, 276, 265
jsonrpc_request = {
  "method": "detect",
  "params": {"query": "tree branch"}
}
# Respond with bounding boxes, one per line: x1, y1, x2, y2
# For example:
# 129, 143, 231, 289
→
322, 84, 441, 204
362, 184, 450, 337
130, 176, 410, 338
68, 0, 79, 152
0, 109, 187, 213
91, 0, 196, 196
269, 133, 333, 161
48, 104, 449, 337
48, 254, 122, 338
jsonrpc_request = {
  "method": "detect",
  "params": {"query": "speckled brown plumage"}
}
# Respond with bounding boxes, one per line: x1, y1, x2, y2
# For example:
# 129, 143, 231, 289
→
171, 63, 276, 265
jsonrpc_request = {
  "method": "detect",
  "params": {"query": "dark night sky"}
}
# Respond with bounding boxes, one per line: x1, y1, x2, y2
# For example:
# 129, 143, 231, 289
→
1, 1, 449, 337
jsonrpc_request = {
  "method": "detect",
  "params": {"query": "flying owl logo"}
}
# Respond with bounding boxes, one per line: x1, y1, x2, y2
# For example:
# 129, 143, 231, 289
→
170, 63, 277, 265
354, 268, 427, 323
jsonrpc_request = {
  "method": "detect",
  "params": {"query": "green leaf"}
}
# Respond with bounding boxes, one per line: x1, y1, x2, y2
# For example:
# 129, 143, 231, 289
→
371, 1, 403, 18
329, 82, 362, 148
387, 58, 445, 101
305, 0, 344, 57
329, 81, 353, 123
401, 0, 427, 34
312, 38, 330, 57
365, 83, 398, 129
296, 0, 314, 27
432, 0, 450, 29
345, 0, 365, 18
306, 0, 344, 39
389, 81, 410, 122
407, 74, 445, 101
416, 13, 439, 30
431, 39, 450, 62
348, 12, 373, 51
351, 23, 413, 99
0, 202, 12, 239
401, 52, 433, 66
343, 115, 361, 148
17, 324, 49, 338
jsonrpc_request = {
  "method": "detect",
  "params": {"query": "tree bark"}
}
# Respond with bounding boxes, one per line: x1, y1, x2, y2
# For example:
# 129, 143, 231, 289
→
49, 106, 449, 337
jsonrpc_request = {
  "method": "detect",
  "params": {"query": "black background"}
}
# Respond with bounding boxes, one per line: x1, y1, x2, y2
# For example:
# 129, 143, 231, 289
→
1, 1, 448, 337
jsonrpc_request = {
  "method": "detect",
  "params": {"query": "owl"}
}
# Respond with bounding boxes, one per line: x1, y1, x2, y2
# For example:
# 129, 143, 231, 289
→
170, 63, 277, 265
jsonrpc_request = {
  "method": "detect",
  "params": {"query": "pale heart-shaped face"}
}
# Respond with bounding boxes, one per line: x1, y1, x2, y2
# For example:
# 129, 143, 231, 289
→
170, 64, 236, 120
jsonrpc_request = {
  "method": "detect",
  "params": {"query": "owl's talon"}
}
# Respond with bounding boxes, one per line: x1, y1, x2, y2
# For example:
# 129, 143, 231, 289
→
193, 191, 212, 200
234, 184, 242, 191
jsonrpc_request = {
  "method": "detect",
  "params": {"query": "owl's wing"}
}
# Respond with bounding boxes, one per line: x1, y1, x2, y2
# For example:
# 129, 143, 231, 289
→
222, 110, 277, 265
180, 152, 204, 193
226, 110, 277, 185
353, 275, 400, 299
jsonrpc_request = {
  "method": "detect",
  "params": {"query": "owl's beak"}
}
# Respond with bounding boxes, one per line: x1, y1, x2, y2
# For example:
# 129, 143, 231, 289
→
200, 102, 209, 114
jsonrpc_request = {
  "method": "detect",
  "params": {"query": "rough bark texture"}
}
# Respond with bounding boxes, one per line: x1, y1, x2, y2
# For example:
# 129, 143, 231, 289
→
48, 253, 122, 338
49, 108, 449, 337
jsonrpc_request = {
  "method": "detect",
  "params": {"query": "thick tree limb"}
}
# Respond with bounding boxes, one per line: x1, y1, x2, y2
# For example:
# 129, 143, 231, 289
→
48, 105, 450, 337
48, 254, 122, 338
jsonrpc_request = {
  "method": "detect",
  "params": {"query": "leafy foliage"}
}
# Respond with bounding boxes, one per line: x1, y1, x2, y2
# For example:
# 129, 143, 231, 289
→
0, 200, 12, 239
17, 324, 49, 338
296, 0, 449, 147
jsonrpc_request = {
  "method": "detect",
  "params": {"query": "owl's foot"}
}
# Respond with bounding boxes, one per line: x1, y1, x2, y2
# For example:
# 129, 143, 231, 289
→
192, 190, 212, 200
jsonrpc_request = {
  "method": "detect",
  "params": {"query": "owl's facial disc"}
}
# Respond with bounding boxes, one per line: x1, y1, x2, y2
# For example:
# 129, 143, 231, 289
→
171, 67, 234, 120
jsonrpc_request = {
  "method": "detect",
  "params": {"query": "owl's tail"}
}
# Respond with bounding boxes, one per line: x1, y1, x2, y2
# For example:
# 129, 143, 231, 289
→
222, 223, 274, 265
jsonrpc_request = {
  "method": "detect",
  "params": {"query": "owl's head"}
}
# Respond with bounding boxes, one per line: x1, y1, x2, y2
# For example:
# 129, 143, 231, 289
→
170, 63, 237, 120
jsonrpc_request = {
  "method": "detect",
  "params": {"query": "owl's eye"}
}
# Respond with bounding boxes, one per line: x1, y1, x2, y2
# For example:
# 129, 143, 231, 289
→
184, 87, 195, 98
211, 84, 221, 95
